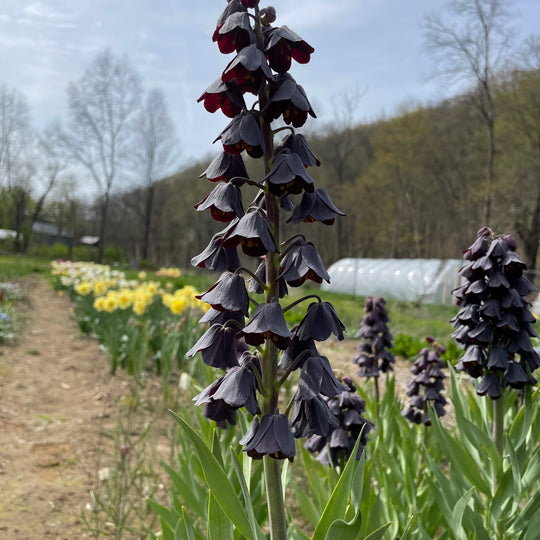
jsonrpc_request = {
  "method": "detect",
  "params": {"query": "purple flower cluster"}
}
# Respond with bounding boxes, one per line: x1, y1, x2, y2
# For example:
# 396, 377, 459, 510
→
451, 227, 540, 399
353, 296, 395, 378
305, 377, 374, 465
402, 337, 447, 425
188, 0, 349, 462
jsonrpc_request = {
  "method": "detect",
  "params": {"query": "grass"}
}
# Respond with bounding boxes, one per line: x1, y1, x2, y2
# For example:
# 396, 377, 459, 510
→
0, 255, 51, 280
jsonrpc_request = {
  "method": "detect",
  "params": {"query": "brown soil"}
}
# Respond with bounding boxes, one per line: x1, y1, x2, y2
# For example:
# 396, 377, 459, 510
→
0, 278, 148, 539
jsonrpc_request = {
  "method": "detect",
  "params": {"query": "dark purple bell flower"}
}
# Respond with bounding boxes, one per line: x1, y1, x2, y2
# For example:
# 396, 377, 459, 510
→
195, 364, 260, 415
248, 258, 288, 298
195, 182, 244, 222
200, 152, 249, 183
191, 229, 240, 272
477, 373, 501, 399
222, 44, 273, 95
215, 0, 246, 29
186, 323, 240, 369
275, 133, 320, 167
197, 271, 249, 315
238, 300, 292, 349
503, 361, 532, 389
279, 240, 330, 287
223, 209, 277, 257
242, 414, 296, 461
198, 79, 246, 118
263, 74, 316, 128
295, 301, 345, 342
240, 0, 259, 7
278, 332, 319, 371
212, 12, 254, 54
290, 394, 339, 438
215, 111, 265, 158
262, 150, 315, 195
203, 400, 237, 428
287, 188, 345, 225
198, 307, 245, 329
264, 25, 314, 73
297, 355, 348, 398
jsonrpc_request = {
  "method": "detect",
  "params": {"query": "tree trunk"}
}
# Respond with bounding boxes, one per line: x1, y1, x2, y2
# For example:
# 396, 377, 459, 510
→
98, 192, 109, 263
142, 184, 154, 261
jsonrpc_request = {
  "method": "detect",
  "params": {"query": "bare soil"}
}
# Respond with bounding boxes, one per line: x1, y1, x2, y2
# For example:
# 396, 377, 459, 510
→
0, 278, 142, 539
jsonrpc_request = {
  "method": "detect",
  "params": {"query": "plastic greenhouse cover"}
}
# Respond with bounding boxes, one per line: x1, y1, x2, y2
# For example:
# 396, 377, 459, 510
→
321, 258, 463, 305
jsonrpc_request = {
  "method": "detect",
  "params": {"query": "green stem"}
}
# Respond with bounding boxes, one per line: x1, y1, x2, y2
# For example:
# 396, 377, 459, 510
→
492, 393, 504, 540
373, 376, 380, 417
264, 456, 288, 539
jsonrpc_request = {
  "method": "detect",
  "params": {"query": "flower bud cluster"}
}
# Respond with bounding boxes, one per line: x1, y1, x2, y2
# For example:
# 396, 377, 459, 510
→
402, 337, 447, 425
188, 1, 348, 462
305, 376, 374, 465
451, 228, 540, 399
353, 296, 395, 378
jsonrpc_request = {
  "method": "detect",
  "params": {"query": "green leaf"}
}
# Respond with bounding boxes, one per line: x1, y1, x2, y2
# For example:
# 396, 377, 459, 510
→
170, 410, 253, 538
147, 499, 176, 533
292, 485, 321, 528
363, 522, 392, 540
324, 508, 362, 540
452, 487, 475, 540
181, 507, 196, 540
521, 447, 540, 490
161, 461, 206, 517
312, 434, 362, 540
229, 447, 266, 540
208, 491, 233, 540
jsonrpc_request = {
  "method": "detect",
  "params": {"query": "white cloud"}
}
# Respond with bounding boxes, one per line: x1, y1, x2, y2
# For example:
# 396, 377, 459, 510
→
24, 2, 64, 19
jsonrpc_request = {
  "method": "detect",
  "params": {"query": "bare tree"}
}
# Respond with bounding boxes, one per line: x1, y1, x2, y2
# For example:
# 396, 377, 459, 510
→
130, 88, 178, 261
59, 49, 142, 262
424, 0, 515, 224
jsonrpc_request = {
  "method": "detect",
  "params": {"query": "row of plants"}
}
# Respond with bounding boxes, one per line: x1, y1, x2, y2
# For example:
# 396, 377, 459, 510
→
0, 280, 25, 344
51, 261, 210, 383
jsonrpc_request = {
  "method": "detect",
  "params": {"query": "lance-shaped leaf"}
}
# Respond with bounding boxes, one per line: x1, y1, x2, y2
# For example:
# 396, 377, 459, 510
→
279, 240, 330, 286
215, 111, 265, 158
287, 188, 345, 225
238, 300, 292, 349
198, 79, 246, 118
222, 44, 273, 95
186, 323, 240, 369
262, 150, 315, 195
223, 209, 277, 257
263, 73, 316, 128
191, 228, 241, 272
195, 182, 245, 222
264, 25, 314, 73
197, 271, 249, 315
241, 414, 296, 461
276, 132, 320, 167
200, 152, 249, 183
212, 12, 254, 54
295, 301, 345, 341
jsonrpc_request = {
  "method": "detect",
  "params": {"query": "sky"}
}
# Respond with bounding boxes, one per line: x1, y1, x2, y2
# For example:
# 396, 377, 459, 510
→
1, 0, 539, 171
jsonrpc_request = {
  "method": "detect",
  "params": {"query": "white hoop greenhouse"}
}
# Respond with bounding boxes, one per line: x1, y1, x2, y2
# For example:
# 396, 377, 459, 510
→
321, 258, 463, 305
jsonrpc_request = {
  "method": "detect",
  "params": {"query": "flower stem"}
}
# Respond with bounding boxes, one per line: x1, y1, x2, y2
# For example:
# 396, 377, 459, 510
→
492, 393, 505, 540
264, 456, 288, 539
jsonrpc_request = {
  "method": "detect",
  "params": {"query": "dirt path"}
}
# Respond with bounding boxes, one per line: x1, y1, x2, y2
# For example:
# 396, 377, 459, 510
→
0, 278, 132, 539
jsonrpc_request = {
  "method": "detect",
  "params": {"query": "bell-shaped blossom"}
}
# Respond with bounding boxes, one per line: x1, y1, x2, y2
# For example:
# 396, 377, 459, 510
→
212, 12, 254, 54
279, 240, 329, 287
194, 182, 245, 222
263, 74, 316, 128
198, 307, 244, 328
297, 356, 348, 398
215, 112, 265, 158
214, 0, 246, 34
262, 150, 315, 195
238, 300, 292, 349
222, 44, 273, 95
197, 271, 249, 315
295, 301, 345, 342
241, 414, 296, 461
200, 152, 249, 183
223, 210, 277, 257
451, 228, 539, 399
264, 25, 314, 73
276, 133, 320, 167
290, 394, 339, 438
278, 332, 319, 371
287, 188, 345, 225
198, 79, 245, 118
186, 323, 240, 369
203, 400, 237, 429
191, 228, 241, 272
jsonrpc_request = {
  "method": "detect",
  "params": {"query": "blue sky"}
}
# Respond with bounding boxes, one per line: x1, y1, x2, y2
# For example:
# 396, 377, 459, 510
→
1, 0, 539, 169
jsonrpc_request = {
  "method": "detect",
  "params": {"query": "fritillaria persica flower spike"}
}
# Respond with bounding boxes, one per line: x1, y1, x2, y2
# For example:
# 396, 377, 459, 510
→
188, 4, 349, 537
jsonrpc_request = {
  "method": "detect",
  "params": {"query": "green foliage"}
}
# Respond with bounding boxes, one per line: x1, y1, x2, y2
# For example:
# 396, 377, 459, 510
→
391, 333, 424, 359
